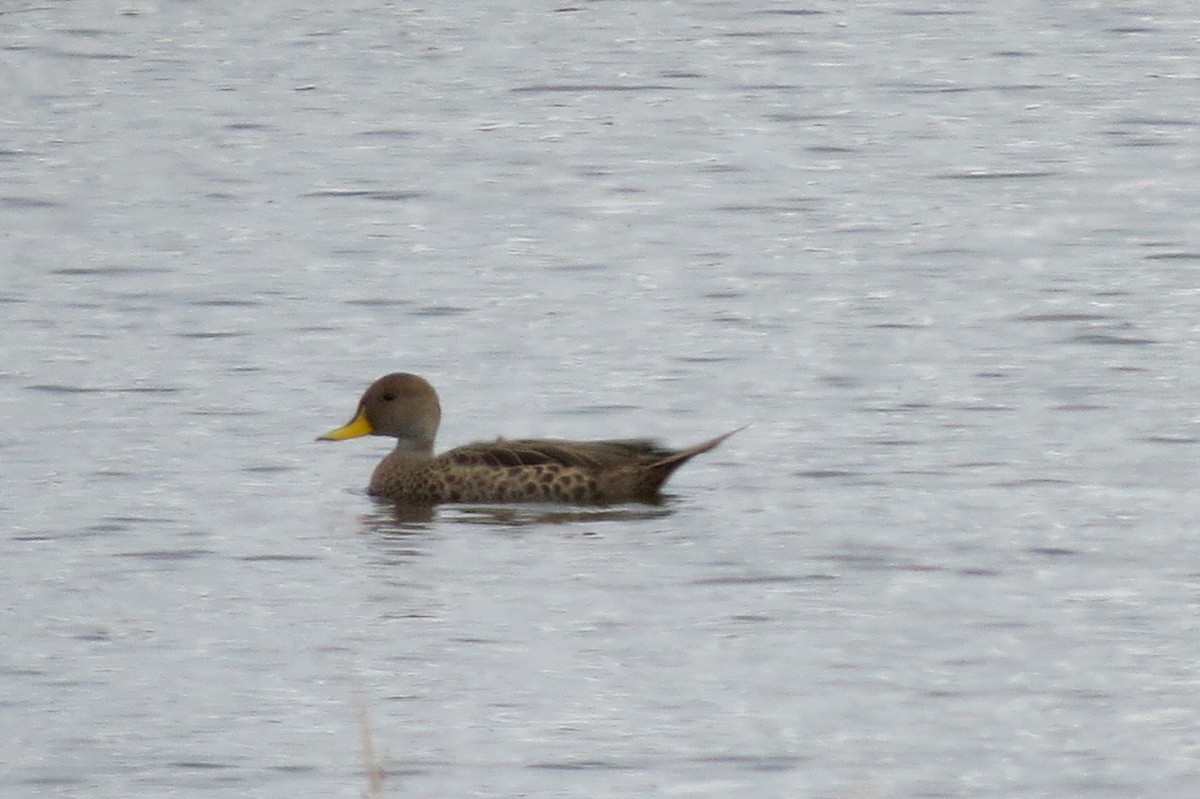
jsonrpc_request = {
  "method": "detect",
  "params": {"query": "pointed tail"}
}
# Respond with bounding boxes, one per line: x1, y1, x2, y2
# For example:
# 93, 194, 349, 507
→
646, 426, 744, 491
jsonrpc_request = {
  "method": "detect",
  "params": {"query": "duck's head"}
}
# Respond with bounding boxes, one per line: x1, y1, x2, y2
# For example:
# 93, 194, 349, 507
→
317, 372, 442, 454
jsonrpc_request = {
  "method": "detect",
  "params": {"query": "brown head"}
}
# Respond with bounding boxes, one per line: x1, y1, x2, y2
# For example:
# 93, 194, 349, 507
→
317, 372, 442, 454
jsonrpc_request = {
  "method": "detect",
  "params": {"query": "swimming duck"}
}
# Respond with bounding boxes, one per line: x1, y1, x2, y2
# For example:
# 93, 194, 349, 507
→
317, 373, 737, 504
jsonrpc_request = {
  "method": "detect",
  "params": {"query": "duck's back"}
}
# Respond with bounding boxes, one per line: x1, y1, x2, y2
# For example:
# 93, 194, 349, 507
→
443, 438, 674, 469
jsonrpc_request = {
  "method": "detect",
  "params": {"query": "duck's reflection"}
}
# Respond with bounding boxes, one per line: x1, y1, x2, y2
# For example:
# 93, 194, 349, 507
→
359, 496, 677, 535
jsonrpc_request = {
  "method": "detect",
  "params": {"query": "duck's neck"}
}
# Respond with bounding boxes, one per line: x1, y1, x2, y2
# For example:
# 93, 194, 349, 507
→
392, 435, 435, 457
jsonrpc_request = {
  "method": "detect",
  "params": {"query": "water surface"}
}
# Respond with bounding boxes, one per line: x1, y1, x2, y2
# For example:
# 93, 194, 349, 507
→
3, 2, 1200, 797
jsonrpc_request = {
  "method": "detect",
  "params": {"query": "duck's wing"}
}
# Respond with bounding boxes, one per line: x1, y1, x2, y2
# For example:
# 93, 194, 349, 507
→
441, 438, 674, 469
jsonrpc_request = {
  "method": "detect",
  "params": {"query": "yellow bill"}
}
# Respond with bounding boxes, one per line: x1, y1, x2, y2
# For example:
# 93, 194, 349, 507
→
316, 407, 374, 441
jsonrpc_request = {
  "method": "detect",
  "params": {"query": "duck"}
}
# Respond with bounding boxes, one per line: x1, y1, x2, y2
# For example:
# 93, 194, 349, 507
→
317, 373, 737, 505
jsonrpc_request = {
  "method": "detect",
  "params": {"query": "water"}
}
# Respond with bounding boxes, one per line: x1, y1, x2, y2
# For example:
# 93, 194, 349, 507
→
3, 1, 1200, 796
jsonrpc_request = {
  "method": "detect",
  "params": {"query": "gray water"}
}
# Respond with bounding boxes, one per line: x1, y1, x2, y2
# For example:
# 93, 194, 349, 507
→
4, 1, 1200, 797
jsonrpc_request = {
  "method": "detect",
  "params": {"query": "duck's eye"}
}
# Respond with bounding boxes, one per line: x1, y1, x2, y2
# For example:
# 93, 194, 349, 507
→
381, 392, 396, 402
